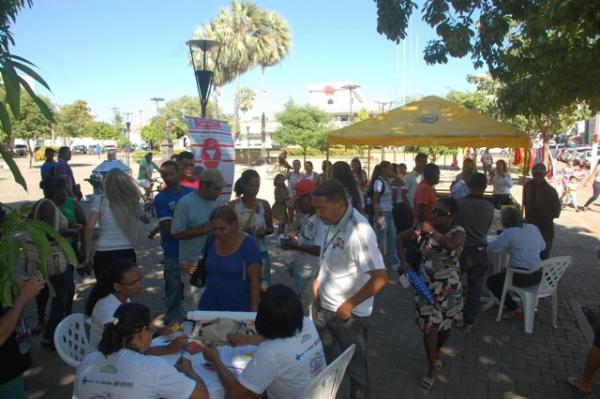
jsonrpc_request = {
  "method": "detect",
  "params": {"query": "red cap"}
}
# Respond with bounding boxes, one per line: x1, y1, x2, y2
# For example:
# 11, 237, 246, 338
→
292, 179, 316, 201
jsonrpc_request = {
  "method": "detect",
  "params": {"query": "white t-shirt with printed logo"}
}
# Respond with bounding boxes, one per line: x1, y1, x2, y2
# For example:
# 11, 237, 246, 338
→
317, 207, 385, 317
238, 317, 325, 399
75, 349, 196, 399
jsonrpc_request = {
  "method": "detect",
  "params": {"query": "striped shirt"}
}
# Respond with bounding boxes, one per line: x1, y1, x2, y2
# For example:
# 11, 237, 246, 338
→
317, 206, 385, 317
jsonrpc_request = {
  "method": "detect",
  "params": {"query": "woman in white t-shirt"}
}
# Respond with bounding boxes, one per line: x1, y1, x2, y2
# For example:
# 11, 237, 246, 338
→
84, 169, 148, 281
85, 259, 186, 354
202, 284, 325, 399
490, 160, 513, 209
76, 302, 208, 399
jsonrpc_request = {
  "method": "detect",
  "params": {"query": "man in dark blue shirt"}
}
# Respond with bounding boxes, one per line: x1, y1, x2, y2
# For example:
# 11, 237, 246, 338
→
40, 147, 57, 180
154, 160, 193, 324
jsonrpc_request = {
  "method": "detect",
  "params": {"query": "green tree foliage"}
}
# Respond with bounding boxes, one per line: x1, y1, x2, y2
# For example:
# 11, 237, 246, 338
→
274, 101, 331, 161
0, 0, 54, 190
193, 0, 291, 137
141, 96, 211, 148
11, 93, 55, 167
374, 0, 600, 115
354, 109, 371, 123
88, 121, 120, 140
239, 86, 255, 113
140, 117, 164, 149
55, 100, 93, 139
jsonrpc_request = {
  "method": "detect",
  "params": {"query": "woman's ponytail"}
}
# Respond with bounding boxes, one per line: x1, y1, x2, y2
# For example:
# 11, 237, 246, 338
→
98, 302, 151, 356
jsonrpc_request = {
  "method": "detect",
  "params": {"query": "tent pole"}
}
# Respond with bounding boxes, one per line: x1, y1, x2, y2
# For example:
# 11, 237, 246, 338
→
367, 146, 371, 177
521, 147, 528, 214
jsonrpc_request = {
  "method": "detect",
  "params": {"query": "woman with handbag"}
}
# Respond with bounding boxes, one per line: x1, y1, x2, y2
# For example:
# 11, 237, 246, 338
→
30, 176, 81, 348
230, 169, 274, 288
396, 198, 465, 390
84, 169, 147, 282
196, 206, 262, 312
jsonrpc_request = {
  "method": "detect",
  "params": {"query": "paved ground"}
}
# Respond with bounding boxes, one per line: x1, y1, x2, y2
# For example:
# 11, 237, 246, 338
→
2, 153, 600, 398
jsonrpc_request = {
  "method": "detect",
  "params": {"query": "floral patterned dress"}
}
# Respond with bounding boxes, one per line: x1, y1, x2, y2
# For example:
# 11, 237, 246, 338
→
415, 225, 464, 334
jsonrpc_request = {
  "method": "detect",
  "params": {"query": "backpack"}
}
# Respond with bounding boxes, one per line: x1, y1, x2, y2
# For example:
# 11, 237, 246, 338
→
364, 177, 386, 216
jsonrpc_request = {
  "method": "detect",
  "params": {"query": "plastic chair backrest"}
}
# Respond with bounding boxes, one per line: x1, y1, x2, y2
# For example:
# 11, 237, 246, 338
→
53, 313, 90, 368
299, 344, 356, 399
537, 256, 572, 296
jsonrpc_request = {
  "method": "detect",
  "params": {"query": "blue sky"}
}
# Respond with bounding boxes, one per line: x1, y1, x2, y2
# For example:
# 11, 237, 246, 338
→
12, 0, 481, 124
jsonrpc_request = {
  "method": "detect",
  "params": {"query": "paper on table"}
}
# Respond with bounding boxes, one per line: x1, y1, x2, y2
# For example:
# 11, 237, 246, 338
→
213, 345, 258, 375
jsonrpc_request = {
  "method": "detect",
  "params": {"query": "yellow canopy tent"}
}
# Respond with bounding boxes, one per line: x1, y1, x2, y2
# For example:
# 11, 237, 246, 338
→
327, 95, 530, 148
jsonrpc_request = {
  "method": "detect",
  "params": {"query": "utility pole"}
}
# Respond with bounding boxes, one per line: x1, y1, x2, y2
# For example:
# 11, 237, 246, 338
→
341, 84, 360, 123
150, 97, 164, 116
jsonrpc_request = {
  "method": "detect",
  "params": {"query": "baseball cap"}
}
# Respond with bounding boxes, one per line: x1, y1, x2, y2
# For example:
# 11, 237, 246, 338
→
531, 163, 546, 175
292, 179, 316, 201
199, 168, 230, 188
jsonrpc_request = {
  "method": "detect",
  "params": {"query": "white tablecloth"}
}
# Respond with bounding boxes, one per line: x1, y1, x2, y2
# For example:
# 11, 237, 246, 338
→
151, 336, 257, 399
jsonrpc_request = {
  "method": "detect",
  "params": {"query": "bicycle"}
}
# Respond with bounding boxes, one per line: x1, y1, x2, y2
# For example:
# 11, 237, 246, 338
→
141, 178, 162, 219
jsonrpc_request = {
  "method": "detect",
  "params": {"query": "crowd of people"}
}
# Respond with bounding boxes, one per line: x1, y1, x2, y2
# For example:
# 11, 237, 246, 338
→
1, 148, 600, 398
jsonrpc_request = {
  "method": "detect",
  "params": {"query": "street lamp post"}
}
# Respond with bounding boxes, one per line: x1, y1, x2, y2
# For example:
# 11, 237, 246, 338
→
342, 84, 360, 123
186, 39, 221, 118
246, 125, 251, 166
123, 112, 133, 167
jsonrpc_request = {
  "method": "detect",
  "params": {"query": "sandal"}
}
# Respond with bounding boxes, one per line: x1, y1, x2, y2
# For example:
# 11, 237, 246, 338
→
31, 321, 45, 335
567, 377, 592, 396
421, 376, 435, 390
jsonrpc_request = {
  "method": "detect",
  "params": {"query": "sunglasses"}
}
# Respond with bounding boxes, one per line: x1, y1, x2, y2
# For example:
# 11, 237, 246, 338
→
432, 208, 452, 217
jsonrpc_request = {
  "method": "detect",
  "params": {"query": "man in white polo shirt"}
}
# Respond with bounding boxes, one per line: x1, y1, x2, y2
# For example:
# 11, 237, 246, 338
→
311, 180, 388, 399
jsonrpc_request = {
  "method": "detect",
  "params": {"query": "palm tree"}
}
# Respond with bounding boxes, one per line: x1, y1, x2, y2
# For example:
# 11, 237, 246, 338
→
191, 1, 291, 140
256, 10, 291, 156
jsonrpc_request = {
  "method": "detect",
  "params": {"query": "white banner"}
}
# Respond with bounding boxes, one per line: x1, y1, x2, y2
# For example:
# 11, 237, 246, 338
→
186, 117, 235, 202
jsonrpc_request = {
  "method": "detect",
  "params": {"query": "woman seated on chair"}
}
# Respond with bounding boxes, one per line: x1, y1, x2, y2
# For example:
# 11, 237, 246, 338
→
76, 302, 209, 399
85, 259, 186, 355
486, 206, 546, 320
202, 284, 325, 399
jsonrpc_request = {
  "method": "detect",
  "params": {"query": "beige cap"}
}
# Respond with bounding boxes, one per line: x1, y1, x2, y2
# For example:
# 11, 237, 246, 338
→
199, 168, 230, 187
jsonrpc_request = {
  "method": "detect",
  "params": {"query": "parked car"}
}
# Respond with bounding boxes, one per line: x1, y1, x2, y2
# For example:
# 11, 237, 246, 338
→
549, 143, 567, 156
13, 144, 28, 156
72, 145, 88, 154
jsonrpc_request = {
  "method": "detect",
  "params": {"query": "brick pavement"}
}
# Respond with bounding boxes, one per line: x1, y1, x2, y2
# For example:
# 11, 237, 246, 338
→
8, 155, 600, 398
22, 213, 600, 399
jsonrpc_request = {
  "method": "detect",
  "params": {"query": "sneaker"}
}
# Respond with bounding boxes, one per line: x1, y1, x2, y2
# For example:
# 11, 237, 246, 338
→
391, 263, 402, 272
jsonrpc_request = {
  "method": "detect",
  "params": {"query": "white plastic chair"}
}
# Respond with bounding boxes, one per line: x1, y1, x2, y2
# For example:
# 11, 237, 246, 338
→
496, 256, 572, 334
53, 313, 90, 367
299, 344, 356, 399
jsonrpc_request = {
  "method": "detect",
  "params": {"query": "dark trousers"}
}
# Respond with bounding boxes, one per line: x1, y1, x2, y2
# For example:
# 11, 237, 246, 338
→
93, 249, 137, 282
460, 246, 488, 325
492, 194, 511, 209
486, 269, 543, 310
392, 203, 413, 233
584, 181, 600, 207
314, 308, 370, 399
43, 266, 75, 340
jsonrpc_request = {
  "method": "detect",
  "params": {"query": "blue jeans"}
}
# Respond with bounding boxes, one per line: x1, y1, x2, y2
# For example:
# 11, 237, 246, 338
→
375, 211, 400, 266
43, 266, 74, 340
164, 257, 182, 324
